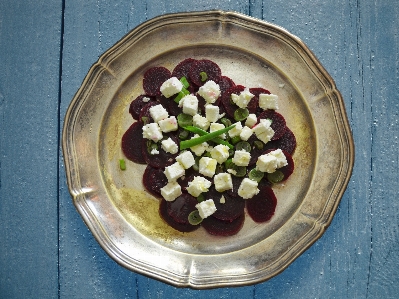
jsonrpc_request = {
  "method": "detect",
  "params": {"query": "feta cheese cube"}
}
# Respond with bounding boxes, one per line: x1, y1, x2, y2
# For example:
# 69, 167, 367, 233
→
267, 149, 288, 169
198, 157, 217, 177
160, 77, 183, 98
150, 148, 159, 155
189, 134, 209, 156
195, 199, 217, 219
219, 195, 226, 204
238, 178, 259, 199
160, 181, 182, 201
197, 80, 221, 103
214, 172, 233, 192
149, 104, 169, 123
164, 162, 185, 182
158, 116, 178, 133
232, 150, 251, 166
186, 176, 212, 197
205, 104, 220, 123
239, 126, 253, 141
176, 151, 195, 169
259, 93, 279, 110
228, 121, 243, 138
209, 122, 226, 139
142, 123, 163, 142
193, 114, 210, 130
231, 87, 254, 108
245, 113, 257, 127
161, 137, 178, 154
180, 94, 199, 116
256, 154, 278, 173
210, 144, 230, 164
252, 119, 274, 143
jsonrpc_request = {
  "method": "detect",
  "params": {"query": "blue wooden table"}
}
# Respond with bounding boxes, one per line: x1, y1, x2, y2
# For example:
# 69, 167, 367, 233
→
1, 1, 398, 298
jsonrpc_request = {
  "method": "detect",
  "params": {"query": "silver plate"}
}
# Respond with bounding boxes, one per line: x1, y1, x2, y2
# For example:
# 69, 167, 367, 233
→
62, 10, 354, 288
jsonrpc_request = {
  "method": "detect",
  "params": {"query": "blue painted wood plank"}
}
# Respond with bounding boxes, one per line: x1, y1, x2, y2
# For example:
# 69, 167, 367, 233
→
0, 1, 63, 298
57, 0, 399, 298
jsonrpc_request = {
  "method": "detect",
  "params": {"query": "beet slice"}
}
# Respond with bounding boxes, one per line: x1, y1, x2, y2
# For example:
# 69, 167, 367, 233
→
206, 190, 245, 221
262, 149, 295, 182
249, 87, 271, 97
249, 87, 271, 114
201, 214, 245, 236
246, 186, 277, 223
219, 76, 236, 96
159, 199, 199, 232
189, 59, 222, 86
138, 101, 160, 123
129, 95, 156, 120
167, 193, 198, 224
264, 127, 297, 155
121, 121, 146, 164
257, 109, 287, 140
141, 133, 179, 168
143, 165, 168, 198
172, 58, 198, 93
226, 176, 242, 198
221, 85, 245, 118
143, 66, 171, 96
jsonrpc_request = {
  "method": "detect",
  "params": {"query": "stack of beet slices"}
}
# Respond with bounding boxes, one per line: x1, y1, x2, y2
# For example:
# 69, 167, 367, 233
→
121, 58, 297, 236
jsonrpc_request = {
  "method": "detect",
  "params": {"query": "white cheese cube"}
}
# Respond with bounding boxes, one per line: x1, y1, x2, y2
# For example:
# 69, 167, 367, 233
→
219, 195, 226, 204
186, 176, 212, 197
180, 94, 199, 116
256, 154, 278, 173
164, 162, 185, 182
238, 178, 259, 199
228, 121, 243, 138
142, 123, 163, 142
160, 77, 183, 98
175, 151, 195, 169
158, 116, 178, 133
205, 104, 220, 123
209, 122, 226, 139
245, 113, 257, 127
210, 144, 230, 164
259, 93, 279, 110
197, 80, 221, 103
149, 104, 169, 123
232, 150, 251, 166
160, 181, 182, 201
239, 126, 253, 141
161, 137, 178, 154
269, 149, 288, 168
198, 157, 217, 178
150, 148, 159, 155
214, 172, 233, 192
189, 134, 209, 156
195, 199, 217, 219
193, 114, 210, 131
252, 119, 274, 143
231, 87, 254, 108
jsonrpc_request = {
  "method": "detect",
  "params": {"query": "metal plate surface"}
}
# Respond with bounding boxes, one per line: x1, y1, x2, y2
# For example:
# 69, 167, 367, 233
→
62, 10, 354, 288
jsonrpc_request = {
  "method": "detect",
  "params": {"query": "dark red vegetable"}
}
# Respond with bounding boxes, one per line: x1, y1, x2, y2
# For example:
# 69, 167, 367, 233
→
201, 214, 245, 236
143, 66, 171, 96
141, 133, 179, 168
264, 127, 297, 155
159, 199, 199, 232
246, 186, 277, 223
129, 95, 156, 120
142, 165, 168, 198
121, 121, 146, 164
189, 59, 222, 86
166, 193, 198, 224
257, 109, 287, 140
221, 85, 245, 119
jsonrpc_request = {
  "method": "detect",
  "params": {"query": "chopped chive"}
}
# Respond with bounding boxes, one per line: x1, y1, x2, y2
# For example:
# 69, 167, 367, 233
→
199, 71, 208, 82
249, 168, 264, 182
177, 113, 193, 127
234, 108, 249, 121
220, 117, 232, 128
230, 136, 241, 145
188, 210, 203, 225
233, 166, 247, 177
178, 129, 190, 140
183, 126, 234, 149
253, 140, 264, 150
180, 124, 235, 150
235, 141, 251, 152
180, 76, 190, 88
174, 88, 190, 104
119, 159, 126, 170
267, 170, 284, 183
197, 194, 205, 203
141, 116, 150, 125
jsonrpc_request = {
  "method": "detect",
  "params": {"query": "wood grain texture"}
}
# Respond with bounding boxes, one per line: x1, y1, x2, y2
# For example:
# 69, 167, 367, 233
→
1, 0, 398, 298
